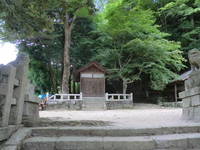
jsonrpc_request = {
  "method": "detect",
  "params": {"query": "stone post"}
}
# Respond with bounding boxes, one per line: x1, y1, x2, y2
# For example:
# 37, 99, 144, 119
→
23, 80, 40, 118
0, 65, 16, 127
9, 53, 29, 125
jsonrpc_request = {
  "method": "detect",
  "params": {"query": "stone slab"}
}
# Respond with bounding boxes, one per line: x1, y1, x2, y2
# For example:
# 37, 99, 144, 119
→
29, 126, 200, 137
5, 128, 31, 146
151, 133, 188, 149
23, 102, 39, 118
31, 127, 58, 137
11, 98, 16, 105
179, 87, 200, 98
103, 136, 155, 150
21, 137, 57, 150
191, 95, 200, 106
193, 106, 200, 121
182, 98, 191, 108
187, 133, 200, 149
56, 136, 104, 150
1, 146, 18, 150
0, 125, 23, 142
22, 134, 200, 150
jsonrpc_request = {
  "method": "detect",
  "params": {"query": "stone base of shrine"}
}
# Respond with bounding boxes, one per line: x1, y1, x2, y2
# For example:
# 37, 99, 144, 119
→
179, 87, 200, 121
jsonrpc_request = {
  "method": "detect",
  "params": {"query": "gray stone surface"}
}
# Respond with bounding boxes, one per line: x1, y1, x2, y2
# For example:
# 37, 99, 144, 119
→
187, 133, 200, 149
4, 128, 31, 147
31, 127, 58, 137
0, 53, 40, 143
21, 137, 57, 150
103, 136, 155, 150
21, 131, 200, 150
29, 126, 200, 138
182, 98, 191, 107
56, 136, 104, 150
0, 65, 16, 127
9, 54, 29, 125
152, 134, 188, 149
23, 101, 39, 118
179, 86, 200, 121
0, 125, 22, 141
1, 146, 18, 150
179, 87, 200, 98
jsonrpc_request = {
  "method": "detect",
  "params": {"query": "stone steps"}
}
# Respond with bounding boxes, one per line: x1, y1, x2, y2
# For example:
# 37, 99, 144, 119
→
30, 126, 200, 137
21, 133, 200, 150
18, 126, 200, 150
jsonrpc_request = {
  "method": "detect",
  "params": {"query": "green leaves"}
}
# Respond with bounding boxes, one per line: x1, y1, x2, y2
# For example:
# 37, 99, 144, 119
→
93, 0, 186, 91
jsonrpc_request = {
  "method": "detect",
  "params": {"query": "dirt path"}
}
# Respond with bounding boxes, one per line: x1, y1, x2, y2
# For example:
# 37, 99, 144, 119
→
39, 104, 200, 128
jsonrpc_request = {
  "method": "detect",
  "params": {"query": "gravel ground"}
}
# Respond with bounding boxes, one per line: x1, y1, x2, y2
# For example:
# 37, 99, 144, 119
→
39, 104, 200, 128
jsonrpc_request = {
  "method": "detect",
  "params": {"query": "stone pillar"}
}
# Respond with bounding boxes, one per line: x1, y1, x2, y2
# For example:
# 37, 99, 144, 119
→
0, 65, 16, 127
179, 87, 200, 121
9, 54, 29, 125
23, 80, 40, 118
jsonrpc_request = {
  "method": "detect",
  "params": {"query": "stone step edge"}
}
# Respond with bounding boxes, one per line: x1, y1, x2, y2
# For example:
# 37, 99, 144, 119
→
31, 126, 200, 137
21, 133, 200, 150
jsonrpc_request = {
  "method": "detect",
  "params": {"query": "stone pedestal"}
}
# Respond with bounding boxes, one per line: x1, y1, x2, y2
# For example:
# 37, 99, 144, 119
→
179, 87, 200, 121
23, 81, 40, 118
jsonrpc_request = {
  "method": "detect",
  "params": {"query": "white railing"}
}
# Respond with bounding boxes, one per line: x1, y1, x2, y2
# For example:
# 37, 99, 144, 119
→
105, 93, 133, 101
46, 92, 82, 102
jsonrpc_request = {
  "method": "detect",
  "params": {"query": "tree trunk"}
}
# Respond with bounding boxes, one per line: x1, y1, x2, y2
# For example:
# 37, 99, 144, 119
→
72, 63, 77, 94
61, 30, 70, 93
123, 81, 127, 94
61, 11, 77, 94
47, 56, 58, 93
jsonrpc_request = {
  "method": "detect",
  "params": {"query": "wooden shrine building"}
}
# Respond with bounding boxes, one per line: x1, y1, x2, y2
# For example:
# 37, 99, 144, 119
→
74, 61, 109, 97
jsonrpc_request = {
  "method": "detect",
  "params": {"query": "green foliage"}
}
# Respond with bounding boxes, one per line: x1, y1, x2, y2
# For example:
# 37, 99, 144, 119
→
159, 0, 200, 59
1, 0, 97, 94
93, 0, 186, 91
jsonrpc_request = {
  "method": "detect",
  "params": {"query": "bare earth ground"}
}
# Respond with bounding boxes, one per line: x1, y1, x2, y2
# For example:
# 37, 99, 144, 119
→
39, 104, 200, 128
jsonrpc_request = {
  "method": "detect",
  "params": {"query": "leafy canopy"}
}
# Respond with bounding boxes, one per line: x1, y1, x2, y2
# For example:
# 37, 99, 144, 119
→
94, 0, 186, 91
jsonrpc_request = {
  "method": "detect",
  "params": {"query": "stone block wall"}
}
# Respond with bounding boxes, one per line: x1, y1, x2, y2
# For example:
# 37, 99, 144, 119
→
105, 100, 133, 109
179, 87, 200, 121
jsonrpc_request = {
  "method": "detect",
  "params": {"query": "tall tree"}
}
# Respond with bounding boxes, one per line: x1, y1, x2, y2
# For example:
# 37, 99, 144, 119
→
0, 0, 96, 93
93, 0, 186, 93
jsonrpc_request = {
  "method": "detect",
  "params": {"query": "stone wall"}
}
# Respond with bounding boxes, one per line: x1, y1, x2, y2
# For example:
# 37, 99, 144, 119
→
0, 53, 40, 142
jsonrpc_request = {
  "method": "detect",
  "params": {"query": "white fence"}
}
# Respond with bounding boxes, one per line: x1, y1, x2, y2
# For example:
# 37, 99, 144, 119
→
105, 93, 133, 109
105, 93, 133, 101
47, 92, 82, 101
45, 93, 83, 110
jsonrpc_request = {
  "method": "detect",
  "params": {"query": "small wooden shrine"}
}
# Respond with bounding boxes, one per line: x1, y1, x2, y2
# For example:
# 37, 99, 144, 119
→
74, 61, 109, 97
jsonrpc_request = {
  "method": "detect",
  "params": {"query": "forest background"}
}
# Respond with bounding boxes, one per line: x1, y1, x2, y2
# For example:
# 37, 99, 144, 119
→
1, 0, 200, 103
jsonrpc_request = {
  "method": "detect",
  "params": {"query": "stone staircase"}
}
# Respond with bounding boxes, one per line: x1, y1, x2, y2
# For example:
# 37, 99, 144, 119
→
5, 126, 200, 150
82, 97, 105, 110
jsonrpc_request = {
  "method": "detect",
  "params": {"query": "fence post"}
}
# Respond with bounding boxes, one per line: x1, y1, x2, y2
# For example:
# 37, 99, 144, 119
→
80, 92, 82, 100
46, 92, 49, 101
131, 93, 133, 102
105, 93, 108, 100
